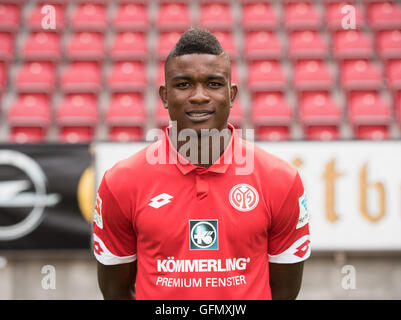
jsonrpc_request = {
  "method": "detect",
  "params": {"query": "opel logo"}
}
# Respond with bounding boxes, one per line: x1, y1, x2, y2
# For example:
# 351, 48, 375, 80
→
0, 150, 61, 240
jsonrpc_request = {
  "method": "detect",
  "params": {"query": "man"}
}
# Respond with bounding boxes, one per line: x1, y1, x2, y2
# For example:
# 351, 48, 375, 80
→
93, 28, 311, 300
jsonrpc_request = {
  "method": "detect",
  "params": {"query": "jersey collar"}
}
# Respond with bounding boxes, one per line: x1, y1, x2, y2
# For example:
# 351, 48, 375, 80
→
164, 123, 237, 175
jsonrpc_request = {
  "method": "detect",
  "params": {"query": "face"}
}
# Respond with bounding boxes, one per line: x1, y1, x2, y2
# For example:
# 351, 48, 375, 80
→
159, 54, 238, 135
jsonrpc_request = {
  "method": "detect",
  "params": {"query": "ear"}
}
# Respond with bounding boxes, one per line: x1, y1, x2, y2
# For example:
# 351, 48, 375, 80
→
229, 84, 238, 108
159, 85, 168, 109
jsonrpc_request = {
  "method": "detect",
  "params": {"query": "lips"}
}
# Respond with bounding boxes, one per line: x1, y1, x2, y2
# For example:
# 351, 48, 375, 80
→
185, 110, 215, 122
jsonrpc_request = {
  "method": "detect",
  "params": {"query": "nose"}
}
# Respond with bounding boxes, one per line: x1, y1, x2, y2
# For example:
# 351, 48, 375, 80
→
189, 84, 211, 105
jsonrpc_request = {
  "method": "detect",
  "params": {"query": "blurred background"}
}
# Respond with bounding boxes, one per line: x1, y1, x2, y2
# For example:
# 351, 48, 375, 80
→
0, 0, 400, 299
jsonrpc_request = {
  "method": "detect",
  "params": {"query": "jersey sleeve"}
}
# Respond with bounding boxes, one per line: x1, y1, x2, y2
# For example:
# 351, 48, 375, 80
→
268, 172, 311, 264
92, 171, 137, 265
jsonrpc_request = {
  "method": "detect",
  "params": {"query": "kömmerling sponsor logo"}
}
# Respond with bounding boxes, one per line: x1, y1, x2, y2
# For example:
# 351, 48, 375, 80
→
189, 219, 218, 250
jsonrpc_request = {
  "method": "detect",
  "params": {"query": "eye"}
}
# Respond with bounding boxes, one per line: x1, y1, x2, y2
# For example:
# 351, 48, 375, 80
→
209, 82, 223, 87
175, 82, 190, 88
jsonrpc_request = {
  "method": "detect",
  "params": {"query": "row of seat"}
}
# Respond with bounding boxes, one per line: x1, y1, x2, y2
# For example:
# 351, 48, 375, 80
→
2, 29, 401, 63
1, 59, 400, 94
1, 2, 401, 32
3, 90, 401, 143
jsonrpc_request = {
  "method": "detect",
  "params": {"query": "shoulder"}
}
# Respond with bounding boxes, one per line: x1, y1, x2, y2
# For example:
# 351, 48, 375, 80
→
249, 141, 300, 191
247, 140, 298, 179
103, 140, 161, 193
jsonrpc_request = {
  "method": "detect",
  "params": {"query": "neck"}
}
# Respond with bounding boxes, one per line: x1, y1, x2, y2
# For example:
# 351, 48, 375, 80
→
170, 126, 232, 168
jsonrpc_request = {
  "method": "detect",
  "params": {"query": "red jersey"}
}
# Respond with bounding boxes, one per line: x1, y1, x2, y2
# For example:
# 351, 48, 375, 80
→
93, 123, 311, 300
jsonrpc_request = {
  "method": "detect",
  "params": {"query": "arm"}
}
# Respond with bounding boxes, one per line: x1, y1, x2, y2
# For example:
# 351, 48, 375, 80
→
269, 261, 304, 300
97, 260, 137, 300
267, 172, 310, 300
94, 174, 138, 300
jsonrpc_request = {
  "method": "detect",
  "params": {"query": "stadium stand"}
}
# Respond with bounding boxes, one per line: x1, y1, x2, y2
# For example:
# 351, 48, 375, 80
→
22, 32, 61, 61
8, 93, 51, 143
0, 0, 401, 143
0, 32, 14, 61
0, 3, 21, 32
156, 2, 192, 31
243, 31, 282, 60
112, 3, 149, 32
27, 3, 66, 31
299, 91, 343, 141
250, 92, 293, 141
56, 93, 98, 143
105, 92, 146, 142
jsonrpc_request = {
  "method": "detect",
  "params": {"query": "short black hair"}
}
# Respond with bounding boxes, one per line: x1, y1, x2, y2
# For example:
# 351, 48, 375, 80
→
164, 27, 230, 77
168, 27, 225, 58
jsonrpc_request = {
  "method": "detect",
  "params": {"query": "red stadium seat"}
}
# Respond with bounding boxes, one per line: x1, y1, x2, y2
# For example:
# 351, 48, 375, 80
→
198, 0, 231, 3
230, 62, 239, 85
213, 31, 237, 59
27, 4, 66, 31
110, 32, 147, 61
106, 93, 146, 142
378, 30, 401, 60
247, 60, 286, 92
299, 92, 342, 140
108, 61, 147, 92
56, 94, 98, 143
293, 60, 334, 91
60, 61, 102, 93
8, 94, 51, 143
0, 4, 20, 31
368, 2, 401, 30
251, 92, 293, 141
241, 3, 278, 31
332, 30, 374, 60
66, 32, 104, 61
288, 31, 328, 60
76, 0, 108, 3
70, 3, 107, 31
326, 2, 365, 30
240, 0, 269, 3
156, 31, 183, 60
228, 101, 244, 129
22, 32, 61, 61
243, 31, 282, 61
2, 0, 26, 4
15, 61, 56, 93
155, 100, 170, 130
340, 59, 382, 91
348, 91, 392, 140
0, 32, 14, 61
0, 62, 6, 92
198, 3, 233, 31
396, 91, 401, 127
156, 61, 166, 87
386, 59, 401, 90
156, 3, 191, 31
113, 3, 149, 31
283, 2, 322, 30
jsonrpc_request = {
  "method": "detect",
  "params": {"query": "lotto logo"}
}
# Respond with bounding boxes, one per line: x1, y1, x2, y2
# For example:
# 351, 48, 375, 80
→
148, 193, 173, 209
189, 220, 218, 250
294, 239, 311, 258
93, 240, 103, 256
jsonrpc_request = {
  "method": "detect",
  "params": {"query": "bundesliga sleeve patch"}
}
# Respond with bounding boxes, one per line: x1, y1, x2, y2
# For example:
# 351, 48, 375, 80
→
296, 192, 309, 229
94, 194, 103, 229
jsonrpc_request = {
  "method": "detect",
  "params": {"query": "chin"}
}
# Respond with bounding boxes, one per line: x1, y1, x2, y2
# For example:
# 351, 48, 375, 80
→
190, 122, 224, 135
